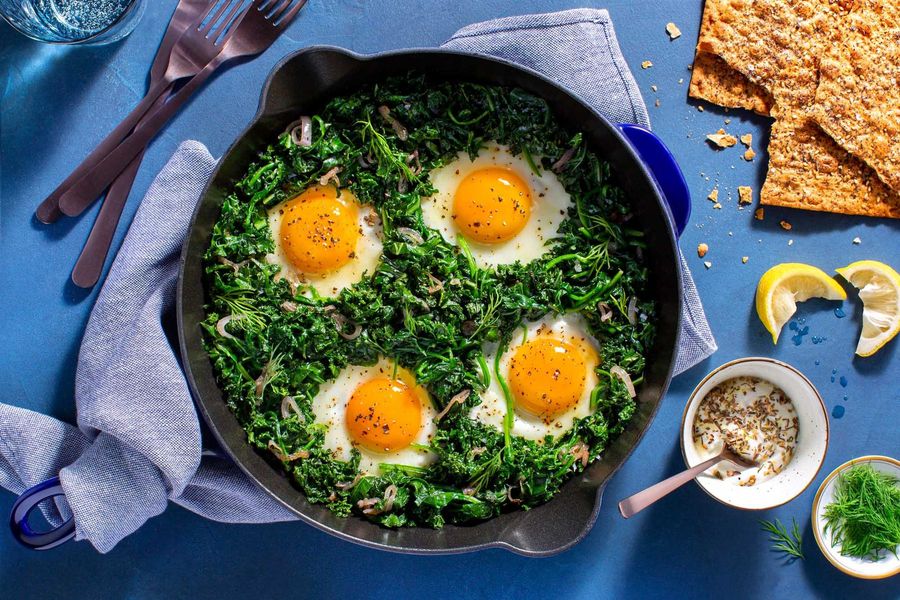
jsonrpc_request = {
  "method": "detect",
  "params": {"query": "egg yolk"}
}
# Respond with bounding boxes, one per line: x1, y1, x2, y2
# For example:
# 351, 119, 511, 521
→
345, 377, 422, 452
507, 337, 592, 420
279, 185, 360, 275
452, 167, 531, 244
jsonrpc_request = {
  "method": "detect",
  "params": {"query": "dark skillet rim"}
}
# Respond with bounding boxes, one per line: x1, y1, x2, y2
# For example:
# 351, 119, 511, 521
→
177, 45, 683, 557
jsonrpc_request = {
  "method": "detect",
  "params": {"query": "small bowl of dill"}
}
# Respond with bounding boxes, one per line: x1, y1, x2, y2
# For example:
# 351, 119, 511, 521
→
812, 455, 900, 579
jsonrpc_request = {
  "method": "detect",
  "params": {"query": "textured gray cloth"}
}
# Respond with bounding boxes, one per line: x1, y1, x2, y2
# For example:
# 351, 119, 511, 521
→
0, 9, 716, 553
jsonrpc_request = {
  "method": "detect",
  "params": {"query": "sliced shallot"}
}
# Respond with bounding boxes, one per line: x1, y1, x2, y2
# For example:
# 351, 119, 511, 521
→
552, 147, 576, 172
378, 105, 408, 141
280, 396, 303, 420
405, 149, 422, 175
289, 116, 312, 147
267, 439, 309, 462
610, 365, 637, 398
396, 227, 424, 245
326, 309, 362, 340
598, 302, 613, 322
570, 441, 590, 467
627, 296, 638, 325
434, 390, 470, 422
426, 273, 444, 294
217, 256, 247, 275
336, 473, 362, 491
216, 315, 237, 339
318, 166, 341, 187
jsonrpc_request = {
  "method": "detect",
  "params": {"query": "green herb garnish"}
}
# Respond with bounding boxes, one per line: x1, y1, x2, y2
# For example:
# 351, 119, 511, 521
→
823, 464, 900, 560
200, 74, 654, 528
760, 518, 804, 560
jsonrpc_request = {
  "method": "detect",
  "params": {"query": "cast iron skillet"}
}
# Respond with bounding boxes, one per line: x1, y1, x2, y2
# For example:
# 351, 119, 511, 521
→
176, 47, 687, 556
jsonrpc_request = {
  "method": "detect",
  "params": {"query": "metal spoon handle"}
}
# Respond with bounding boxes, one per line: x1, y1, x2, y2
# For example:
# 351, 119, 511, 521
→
618, 453, 726, 518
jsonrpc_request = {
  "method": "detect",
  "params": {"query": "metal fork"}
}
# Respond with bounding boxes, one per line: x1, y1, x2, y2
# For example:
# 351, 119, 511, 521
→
58, 0, 306, 216
36, 0, 246, 223
65, 0, 212, 288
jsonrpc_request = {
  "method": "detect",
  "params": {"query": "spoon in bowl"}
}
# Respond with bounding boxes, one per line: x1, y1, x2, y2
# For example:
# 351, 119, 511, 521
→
617, 448, 757, 518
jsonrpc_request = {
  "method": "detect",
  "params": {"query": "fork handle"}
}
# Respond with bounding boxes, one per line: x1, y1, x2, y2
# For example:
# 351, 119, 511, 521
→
35, 78, 174, 224
58, 60, 220, 215
617, 453, 727, 518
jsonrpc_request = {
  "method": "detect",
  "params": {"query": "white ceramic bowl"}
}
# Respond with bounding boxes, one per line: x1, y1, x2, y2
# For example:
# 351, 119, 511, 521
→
812, 455, 900, 580
680, 357, 829, 510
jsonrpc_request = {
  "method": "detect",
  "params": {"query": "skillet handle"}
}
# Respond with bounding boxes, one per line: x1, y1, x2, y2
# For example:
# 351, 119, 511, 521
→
616, 124, 691, 236
10, 477, 76, 550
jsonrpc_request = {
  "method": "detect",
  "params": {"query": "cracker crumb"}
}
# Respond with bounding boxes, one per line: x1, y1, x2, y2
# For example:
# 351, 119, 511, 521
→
666, 22, 682, 40
641, 60, 653, 69
738, 186, 753, 205
707, 129, 738, 148
852, 236, 861, 245
754, 207, 765, 220
743, 148, 757, 161
725, 119, 732, 125
788, 239, 794, 246
741, 256, 749, 264
697, 243, 709, 258
780, 220, 793, 231
708, 187, 719, 202
651, 85, 658, 92
655, 99, 661, 108
740, 133, 753, 147
678, 78, 684, 84
697, 105, 704, 112
704, 261, 713, 269
713, 203, 722, 209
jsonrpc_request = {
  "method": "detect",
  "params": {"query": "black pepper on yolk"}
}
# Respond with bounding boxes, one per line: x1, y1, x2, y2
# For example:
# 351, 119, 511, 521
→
451, 167, 532, 244
345, 377, 422, 453
279, 184, 360, 275
507, 337, 595, 420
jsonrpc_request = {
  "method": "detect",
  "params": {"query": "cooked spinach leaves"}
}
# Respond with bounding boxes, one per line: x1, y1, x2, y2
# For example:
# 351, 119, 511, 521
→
202, 75, 655, 527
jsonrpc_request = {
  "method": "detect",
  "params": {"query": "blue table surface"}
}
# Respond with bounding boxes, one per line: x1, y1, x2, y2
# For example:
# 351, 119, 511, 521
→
1, 1, 898, 598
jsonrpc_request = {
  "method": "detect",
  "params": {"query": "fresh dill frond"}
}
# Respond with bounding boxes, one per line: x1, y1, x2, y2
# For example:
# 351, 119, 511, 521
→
823, 464, 900, 560
760, 518, 805, 560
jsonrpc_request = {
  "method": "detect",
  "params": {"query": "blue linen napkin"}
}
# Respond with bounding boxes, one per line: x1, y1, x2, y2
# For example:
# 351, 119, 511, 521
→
0, 9, 716, 553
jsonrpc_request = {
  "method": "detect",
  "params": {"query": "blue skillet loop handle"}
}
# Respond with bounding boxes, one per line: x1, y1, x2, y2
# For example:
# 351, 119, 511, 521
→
616, 123, 691, 236
10, 476, 76, 550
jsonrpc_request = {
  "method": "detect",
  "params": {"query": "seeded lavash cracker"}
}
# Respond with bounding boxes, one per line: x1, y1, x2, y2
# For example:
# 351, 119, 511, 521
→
689, 52, 774, 116
810, 0, 900, 193
688, 0, 774, 115
695, 0, 838, 116
762, 115, 900, 219
696, 0, 900, 218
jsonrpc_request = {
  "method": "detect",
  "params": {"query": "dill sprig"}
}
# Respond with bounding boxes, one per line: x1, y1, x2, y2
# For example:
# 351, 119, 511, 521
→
760, 518, 804, 560
823, 464, 900, 560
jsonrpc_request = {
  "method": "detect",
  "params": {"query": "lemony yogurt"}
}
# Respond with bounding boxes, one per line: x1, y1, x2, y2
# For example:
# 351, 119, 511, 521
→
692, 376, 798, 486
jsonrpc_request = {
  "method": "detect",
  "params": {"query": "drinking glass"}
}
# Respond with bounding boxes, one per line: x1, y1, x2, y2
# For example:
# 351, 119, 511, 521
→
0, 0, 145, 45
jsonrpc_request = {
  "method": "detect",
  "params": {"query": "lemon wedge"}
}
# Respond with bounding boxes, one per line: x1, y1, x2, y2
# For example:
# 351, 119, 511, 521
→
835, 260, 900, 357
756, 263, 847, 344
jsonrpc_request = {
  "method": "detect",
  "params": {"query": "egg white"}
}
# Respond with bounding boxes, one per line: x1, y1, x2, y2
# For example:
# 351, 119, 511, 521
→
266, 189, 382, 298
311, 358, 438, 475
421, 142, 572, 268
471, 314, 601, 441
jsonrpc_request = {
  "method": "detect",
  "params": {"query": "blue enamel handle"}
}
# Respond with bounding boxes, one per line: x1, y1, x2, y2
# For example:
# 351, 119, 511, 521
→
10, 477, 76, 550
616, 123, 691, 236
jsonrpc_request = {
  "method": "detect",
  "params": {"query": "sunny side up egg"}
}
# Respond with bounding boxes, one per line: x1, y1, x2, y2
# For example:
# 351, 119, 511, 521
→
471, 314, 602, 441
311, 358, 438, 475
266, 184, 382, 298
421, 143, 573, 268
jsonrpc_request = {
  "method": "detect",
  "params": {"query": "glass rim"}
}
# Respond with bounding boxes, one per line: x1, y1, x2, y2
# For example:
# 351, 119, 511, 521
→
0, 0, 143, 45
